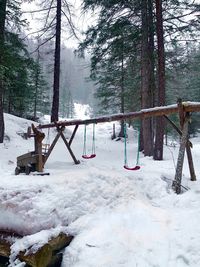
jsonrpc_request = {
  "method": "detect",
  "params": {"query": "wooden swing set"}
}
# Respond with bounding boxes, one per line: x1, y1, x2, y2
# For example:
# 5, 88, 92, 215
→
15, 100, 200, 193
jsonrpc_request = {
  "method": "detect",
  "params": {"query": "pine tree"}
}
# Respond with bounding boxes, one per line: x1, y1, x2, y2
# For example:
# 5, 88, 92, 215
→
78, 3, 141, 135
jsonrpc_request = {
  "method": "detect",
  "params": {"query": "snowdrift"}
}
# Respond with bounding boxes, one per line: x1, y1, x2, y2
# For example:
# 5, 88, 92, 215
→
0, 113, 200, 266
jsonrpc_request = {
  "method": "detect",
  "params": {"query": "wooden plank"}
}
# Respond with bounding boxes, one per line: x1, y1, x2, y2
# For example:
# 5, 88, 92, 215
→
17, 151, 35, 161
37, 102, 200, 129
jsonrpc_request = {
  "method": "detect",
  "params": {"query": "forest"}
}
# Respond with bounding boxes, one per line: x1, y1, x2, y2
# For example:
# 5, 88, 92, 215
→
0, 0, 200, 160
1, 1, 200, 266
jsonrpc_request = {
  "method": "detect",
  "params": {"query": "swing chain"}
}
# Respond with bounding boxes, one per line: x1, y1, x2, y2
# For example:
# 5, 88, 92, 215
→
82, 124, 96, 159
123, 122, 141, 170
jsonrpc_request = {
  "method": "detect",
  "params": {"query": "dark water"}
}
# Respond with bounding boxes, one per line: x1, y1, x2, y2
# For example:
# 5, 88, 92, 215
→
0, 257, 8, 267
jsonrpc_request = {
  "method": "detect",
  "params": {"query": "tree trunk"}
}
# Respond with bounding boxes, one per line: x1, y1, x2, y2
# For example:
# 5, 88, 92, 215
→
141, 0, 154, 156
34, 46, 40, 121
118, 39, 125, 138
148, 0, 156, 143
0, 0, 7, 143
154, 0, 165, 160
148, 0, 156, 108
51, 0, 61, 122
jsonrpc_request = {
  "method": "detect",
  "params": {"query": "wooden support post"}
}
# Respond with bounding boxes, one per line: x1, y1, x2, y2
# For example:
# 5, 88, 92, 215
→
172, 114, 189, 194
69, 125, 79, 147
111, 123, 116, 140
177, 100, 196, 181
60, 131, 80, 165
177, 99, 185, 127
32, 124, 45, 172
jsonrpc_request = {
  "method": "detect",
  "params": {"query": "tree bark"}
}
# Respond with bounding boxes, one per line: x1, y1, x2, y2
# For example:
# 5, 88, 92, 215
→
34, 45, 40, 121
51, 0, 61, 122
148, 0, 156, 109
0, 0, 7, 143
148, 0, 156, 150
154, 0, 165, 160
141, 0, 154, 156
118, 40, 125, 137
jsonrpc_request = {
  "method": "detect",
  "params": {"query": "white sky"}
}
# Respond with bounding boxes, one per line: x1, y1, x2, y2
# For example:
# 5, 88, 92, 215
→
21, 0, 96, 48
21, 0, 200, 48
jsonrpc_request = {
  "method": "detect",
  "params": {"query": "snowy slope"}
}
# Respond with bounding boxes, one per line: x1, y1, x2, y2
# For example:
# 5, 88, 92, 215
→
0, 113, 200, 266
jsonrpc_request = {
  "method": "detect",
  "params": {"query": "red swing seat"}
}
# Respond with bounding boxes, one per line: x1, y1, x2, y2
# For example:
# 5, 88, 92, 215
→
124, 165, 140, 171
82, 154, 96, 159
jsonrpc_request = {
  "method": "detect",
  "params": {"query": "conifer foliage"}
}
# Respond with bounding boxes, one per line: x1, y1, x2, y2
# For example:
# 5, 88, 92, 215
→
0, 0, 50, 142
79, 0, 200, 159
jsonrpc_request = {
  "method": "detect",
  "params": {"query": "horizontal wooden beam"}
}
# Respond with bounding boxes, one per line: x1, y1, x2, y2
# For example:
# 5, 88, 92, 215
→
37, 102, 200, 129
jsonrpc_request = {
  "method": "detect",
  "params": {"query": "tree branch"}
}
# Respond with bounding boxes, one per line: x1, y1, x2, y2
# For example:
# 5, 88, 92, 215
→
30, 33, 56, 54
61, 9, 80, 40
22, 6, 56, 14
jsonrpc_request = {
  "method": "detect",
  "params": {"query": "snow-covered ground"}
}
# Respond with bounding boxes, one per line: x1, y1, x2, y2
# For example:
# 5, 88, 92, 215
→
1, 112, 200, 267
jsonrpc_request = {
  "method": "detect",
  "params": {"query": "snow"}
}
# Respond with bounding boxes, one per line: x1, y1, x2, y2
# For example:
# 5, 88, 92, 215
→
0, 111, 200, 266
73, 103, 92, 119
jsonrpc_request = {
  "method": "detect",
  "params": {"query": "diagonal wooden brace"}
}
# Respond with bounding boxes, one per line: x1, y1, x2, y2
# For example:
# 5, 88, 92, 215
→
69, 125, 79, 147
60, 131, 80, 164
43, 130, 62, 165
164, 115, 196, 181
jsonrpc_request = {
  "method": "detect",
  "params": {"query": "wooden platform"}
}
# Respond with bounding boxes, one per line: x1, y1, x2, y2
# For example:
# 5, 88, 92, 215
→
0, 231, 73, 267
